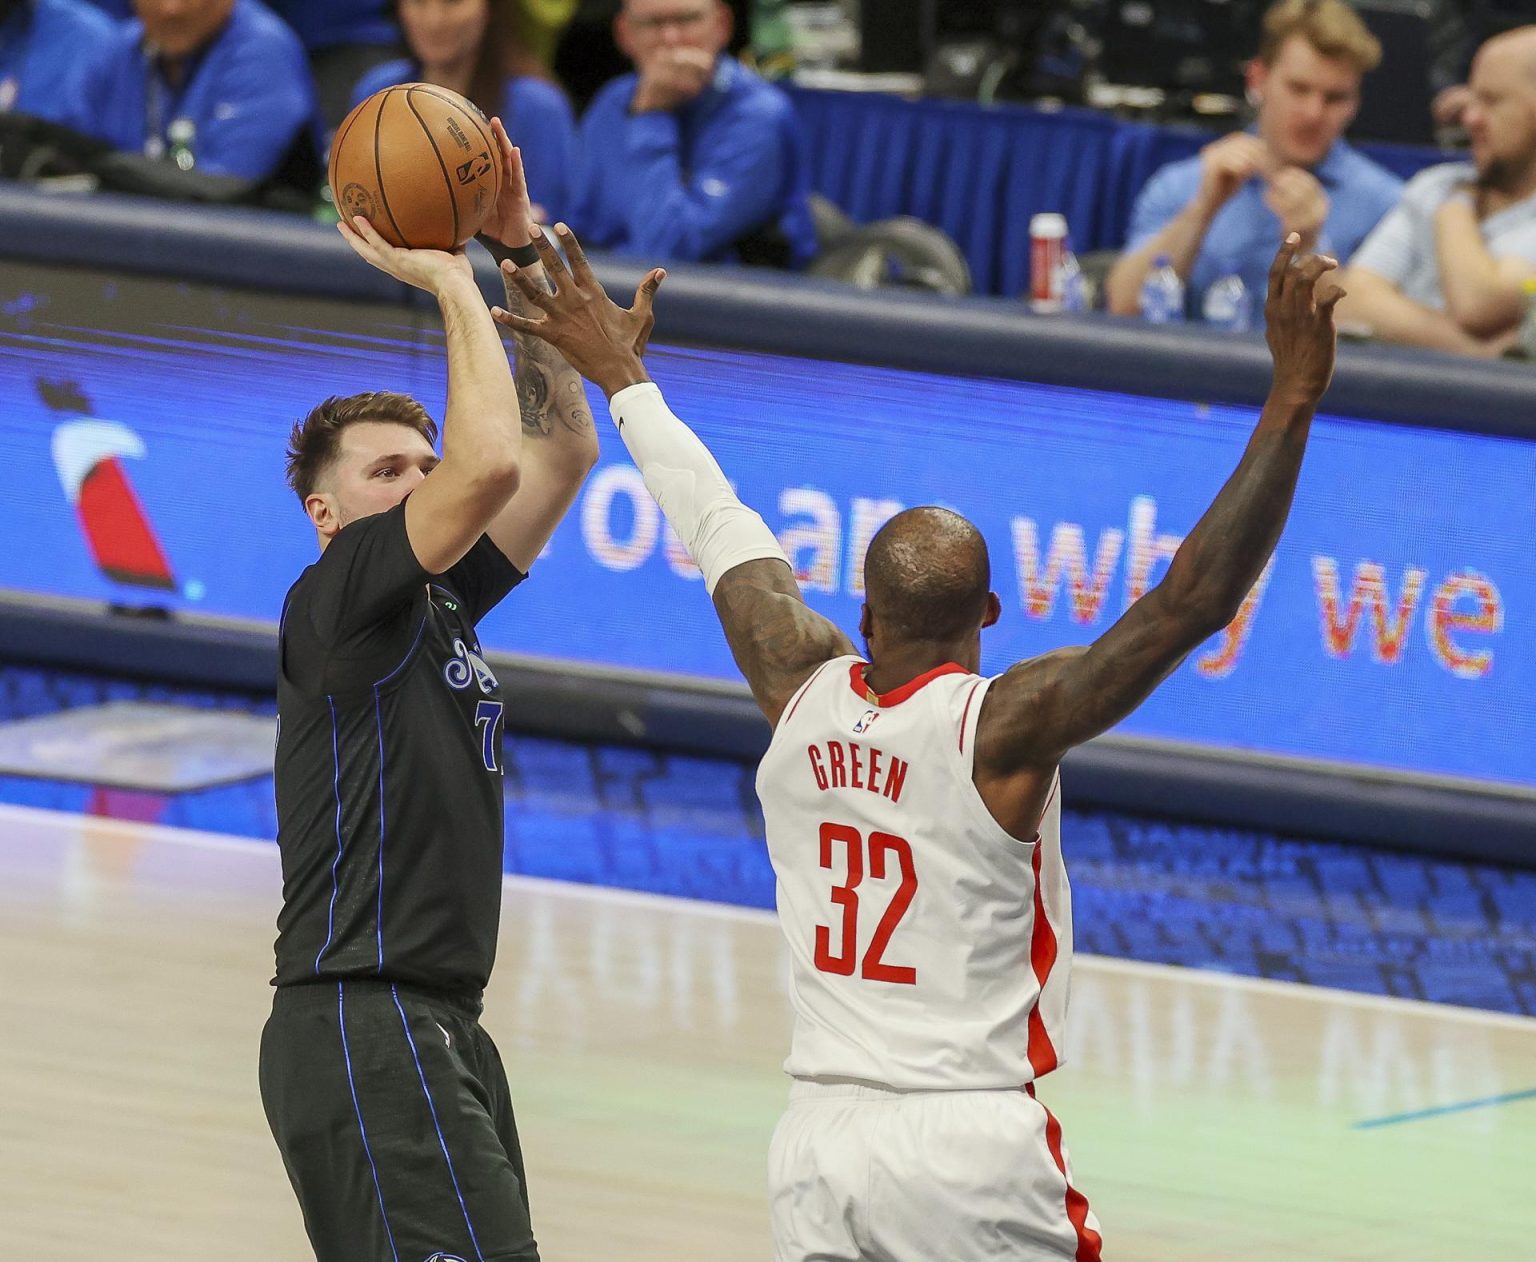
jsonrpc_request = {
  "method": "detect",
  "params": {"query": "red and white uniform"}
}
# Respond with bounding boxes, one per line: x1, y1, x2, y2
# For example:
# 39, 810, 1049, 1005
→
758, 655, 1101, 1262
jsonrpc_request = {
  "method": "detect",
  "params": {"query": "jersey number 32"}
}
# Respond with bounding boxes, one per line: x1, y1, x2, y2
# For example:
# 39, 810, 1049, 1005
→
814, 821, 918, 985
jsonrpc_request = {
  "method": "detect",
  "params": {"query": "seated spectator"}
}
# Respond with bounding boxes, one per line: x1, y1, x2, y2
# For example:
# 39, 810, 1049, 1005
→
1337, 26, 1536, 356
265, 1, 401, 131
0, 0, 115, 133
81, 0, 320, 186
1429, 0, 1528, 131
571, 0, 815, 268
352, 0, 577, 225
1106, 0, 1401, 319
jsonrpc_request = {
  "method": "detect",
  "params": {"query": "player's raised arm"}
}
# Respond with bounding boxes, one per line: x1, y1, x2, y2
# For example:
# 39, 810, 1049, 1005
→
337, 216, 522, 574
975, 234, 1344, 834
493, 224, 856, 724
473, 121, 604, 571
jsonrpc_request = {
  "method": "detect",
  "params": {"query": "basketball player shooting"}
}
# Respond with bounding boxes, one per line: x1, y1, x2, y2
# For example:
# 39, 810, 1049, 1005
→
495, 226, 1342, 1261
259, 124, 658, 1262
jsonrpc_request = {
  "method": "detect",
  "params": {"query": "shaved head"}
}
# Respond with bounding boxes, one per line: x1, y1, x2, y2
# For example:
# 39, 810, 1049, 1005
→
863, 507, 991, 643
1482, 25, 1536, 82
1464, 25, 1536, 189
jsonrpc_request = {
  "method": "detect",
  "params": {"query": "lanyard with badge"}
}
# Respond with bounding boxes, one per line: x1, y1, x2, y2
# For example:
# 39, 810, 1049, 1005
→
142, 42, 196, 169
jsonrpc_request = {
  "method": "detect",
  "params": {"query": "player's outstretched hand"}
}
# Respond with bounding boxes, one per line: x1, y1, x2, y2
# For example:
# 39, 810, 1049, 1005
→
1264, 231, 1344, 406
337, 215, 473, 296
490, 223, 665, 396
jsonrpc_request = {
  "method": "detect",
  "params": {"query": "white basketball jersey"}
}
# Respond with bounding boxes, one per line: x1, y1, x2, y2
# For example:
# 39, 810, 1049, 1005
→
756, 655, 1073, 1090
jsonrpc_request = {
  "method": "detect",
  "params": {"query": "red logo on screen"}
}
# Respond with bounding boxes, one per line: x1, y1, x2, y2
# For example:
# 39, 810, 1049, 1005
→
41, 380, 177, 591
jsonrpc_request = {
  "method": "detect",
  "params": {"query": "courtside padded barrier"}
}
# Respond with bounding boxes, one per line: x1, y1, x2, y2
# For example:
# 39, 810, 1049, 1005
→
2, 183, 1535, 438
2, 183, 1533, 862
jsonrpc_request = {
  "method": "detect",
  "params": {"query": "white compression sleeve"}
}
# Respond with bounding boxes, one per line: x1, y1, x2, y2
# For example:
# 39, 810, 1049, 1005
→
608, 382, 788, 594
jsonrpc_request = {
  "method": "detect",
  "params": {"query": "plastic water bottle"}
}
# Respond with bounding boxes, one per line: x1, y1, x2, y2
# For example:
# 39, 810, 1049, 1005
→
1139, 254, 1186, 324
1058, 250, 1088, 314
1029, 212, 1069, 312
1202, 274, 1253, 332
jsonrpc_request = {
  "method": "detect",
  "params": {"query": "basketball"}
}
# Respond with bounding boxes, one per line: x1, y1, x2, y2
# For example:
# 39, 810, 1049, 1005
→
329, 84, 504, 251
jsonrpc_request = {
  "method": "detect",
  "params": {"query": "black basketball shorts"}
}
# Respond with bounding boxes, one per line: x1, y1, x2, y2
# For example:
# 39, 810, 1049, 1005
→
260, 979, 538, 1262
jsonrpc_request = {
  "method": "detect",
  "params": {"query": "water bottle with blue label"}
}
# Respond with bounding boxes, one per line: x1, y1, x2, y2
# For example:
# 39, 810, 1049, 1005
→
1202, 274, 1253, 332
1139, 254, 1185, 324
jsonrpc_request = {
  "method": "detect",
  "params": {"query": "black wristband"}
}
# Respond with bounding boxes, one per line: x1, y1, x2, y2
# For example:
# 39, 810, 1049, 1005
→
477, 234, 541, 267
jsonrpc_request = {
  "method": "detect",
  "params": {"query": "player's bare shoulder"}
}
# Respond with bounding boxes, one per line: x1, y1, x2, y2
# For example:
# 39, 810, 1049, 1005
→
712, 558, 857, 727
974, 647, 1088, 764
971, 646, 1088, 837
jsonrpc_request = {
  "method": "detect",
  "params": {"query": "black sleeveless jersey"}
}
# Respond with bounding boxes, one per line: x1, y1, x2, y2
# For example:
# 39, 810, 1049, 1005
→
272, 503, 524, 996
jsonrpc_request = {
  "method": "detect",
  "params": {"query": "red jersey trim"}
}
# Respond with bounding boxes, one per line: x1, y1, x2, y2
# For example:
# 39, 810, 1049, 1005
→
1024, 841, 1060, 1079
957, 680, 984, 753
1026, 1083, 1104, 1261
780, 659, 838, 729
849, 660, 967, 707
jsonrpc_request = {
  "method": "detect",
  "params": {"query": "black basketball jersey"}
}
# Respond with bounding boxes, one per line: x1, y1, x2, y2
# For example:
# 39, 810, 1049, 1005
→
272, 503, 524, 996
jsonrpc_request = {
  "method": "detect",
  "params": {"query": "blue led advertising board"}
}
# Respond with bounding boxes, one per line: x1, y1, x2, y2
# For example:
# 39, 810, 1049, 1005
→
0, 262, 1529, 789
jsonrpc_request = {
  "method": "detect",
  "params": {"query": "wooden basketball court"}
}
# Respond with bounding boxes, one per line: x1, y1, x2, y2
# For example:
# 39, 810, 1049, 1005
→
2, 801, 1532, 1260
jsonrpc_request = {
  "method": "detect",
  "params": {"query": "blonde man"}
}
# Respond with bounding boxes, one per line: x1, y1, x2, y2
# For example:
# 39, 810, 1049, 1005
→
1107, 0, 1401, 319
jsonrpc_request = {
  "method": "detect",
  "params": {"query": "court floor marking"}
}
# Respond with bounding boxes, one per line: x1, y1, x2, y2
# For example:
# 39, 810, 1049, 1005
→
4, 799, 1532, 1039
1353, 1086, 1536, 1130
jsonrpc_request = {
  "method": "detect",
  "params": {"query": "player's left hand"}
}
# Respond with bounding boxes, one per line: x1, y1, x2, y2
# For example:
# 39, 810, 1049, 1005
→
491, 223, 665, 396
479, 117, 537, 247
1264, 232, 1344, 405
338, 215, 473, 295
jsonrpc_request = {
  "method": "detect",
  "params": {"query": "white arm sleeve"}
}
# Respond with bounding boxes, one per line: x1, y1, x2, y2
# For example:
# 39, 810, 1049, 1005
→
608, 381, 789, 595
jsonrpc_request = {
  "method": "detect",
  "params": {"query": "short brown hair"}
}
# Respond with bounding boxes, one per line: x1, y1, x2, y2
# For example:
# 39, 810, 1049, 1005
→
285, 391, 438, 502
1258, 0, 1382, 73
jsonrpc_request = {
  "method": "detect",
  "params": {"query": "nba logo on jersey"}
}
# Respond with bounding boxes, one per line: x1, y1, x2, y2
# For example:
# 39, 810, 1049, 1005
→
423, 1253, 468, 1262
852, 709, 879, 734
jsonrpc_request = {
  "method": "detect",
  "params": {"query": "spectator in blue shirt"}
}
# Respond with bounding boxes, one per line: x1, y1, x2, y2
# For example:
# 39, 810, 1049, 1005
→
571, 0, 815, 268
0, 0, 115, 132
353, 0, 577, 224
1106, 0, 1402, 319
81, 0, 320, 184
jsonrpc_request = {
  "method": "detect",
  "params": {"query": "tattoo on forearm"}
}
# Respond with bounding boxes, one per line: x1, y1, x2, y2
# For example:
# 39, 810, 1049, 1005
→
502, 273, 594, 440
713, 563, 854, 708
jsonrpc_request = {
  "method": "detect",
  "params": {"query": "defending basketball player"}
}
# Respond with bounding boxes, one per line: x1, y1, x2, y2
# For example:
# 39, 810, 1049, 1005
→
495, 225, 1341, 1261
259, 123, 659, 1262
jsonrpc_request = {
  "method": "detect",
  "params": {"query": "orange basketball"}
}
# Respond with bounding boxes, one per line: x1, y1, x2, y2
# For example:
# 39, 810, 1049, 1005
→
329, 84, 503, 251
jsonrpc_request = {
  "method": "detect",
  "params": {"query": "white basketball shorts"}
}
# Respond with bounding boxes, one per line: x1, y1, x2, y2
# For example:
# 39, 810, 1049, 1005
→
768, 1079, 1103, 1262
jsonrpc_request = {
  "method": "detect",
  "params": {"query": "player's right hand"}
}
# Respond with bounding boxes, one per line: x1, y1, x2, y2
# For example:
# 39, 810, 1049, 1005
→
337, 215, 473, 295
1196, 132, 1268, 212
1264, 233, 1345, 405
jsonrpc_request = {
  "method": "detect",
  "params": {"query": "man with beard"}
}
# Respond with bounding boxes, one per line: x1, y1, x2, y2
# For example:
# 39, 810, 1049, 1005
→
1338, 25, 1536, 355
